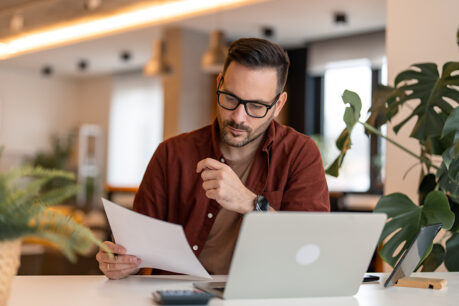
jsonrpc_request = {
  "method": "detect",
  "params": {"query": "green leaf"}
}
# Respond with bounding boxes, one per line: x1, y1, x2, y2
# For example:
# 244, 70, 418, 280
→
421, 191, 455, 230
325, 129, 350, 177
365, 85, 394, 132
445, 233, 459, 271
342, 90, 362, 131
0, 152, 109, 261
425, 132, 455, 156
450, 203, 459, 233
424, 110, 456, 155
418, 174, 437, 205
374, 193, 421, 267
390, 62, 459, 142
325, 152, 345, 177
35, 184, 79, 208
374, 191, 454, 267
420, 244, 445, 272
32, 210, 103, 262
441, 107, 459, 138
325, 90, 362, 177
437, 144, 459, 203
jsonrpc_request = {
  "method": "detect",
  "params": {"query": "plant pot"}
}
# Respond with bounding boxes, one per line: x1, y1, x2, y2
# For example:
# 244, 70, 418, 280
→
0, 239, 21, 306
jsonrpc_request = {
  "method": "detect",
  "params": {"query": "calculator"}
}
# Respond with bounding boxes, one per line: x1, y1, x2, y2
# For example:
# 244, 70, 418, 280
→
152, 289, 217, 305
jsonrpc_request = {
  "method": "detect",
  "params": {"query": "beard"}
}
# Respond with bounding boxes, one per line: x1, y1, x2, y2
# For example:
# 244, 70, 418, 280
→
220, 120, 253, 147
219, 113, 274, 148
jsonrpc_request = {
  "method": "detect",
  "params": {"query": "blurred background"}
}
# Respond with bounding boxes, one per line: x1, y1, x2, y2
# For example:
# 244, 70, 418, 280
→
0, 0, 457, 275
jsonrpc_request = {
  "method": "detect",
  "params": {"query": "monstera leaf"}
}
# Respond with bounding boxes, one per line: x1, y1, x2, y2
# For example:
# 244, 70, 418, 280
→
421, 244, 445, 272
374, 191, 454, 267
366, 85, 403, 132
437, 146, 459, 203
326, 90, 362, 177
437, 110, 459, 204
442, 107, 459, 136
388, 62, 459, 143
418, 174, 437, 205
445, 233, 459, 271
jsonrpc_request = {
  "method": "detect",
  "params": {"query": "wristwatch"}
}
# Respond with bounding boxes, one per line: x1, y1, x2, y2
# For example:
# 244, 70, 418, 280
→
254, 195, 270, 212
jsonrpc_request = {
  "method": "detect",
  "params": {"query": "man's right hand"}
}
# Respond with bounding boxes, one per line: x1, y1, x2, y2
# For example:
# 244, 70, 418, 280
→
96, 241, 141, 280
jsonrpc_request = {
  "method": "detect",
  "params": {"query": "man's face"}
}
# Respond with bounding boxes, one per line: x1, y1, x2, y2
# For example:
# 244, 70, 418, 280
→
216, 62, 286, 148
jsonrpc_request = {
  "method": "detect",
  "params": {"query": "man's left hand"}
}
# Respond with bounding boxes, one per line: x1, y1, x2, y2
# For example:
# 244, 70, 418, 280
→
196, 158, 256, 214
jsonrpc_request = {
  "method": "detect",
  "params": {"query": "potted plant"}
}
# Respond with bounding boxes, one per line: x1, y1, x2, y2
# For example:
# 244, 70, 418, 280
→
0, 147, 110, 305
326, 61, 458, 271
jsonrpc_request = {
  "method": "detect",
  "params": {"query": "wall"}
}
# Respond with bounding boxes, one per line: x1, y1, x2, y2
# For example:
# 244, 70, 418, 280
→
163, 27, 214, 140
385, 0, 459, 201
0, 66, 79, 171
0, 64, 112, 176
178, 28, 214, 134
74, 75, 112, 182
308, 30, 386, 76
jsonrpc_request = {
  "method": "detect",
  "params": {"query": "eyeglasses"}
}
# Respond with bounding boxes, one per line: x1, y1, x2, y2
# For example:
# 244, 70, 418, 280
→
216, 77, 281, 119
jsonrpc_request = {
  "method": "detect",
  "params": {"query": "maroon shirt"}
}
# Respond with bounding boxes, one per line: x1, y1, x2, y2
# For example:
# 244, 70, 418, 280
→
133, 119, 329, 273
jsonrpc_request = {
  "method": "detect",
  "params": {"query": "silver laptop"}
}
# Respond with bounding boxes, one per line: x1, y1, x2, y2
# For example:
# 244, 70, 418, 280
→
194, 212, 386, 299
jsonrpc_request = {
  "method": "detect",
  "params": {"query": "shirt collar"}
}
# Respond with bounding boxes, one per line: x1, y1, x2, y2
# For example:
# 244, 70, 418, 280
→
211, 118, 277, 157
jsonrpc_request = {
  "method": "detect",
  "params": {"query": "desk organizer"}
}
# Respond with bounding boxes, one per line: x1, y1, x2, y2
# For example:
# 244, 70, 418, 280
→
395, 277, 447, 289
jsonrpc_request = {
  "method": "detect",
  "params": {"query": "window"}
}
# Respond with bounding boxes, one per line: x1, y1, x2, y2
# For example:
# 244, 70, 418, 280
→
323, 59, 372, 192
107, 73, 163, 187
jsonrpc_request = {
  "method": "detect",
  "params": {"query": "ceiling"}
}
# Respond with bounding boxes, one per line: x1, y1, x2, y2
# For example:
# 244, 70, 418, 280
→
0, 0, 163, 40
0, 0, 386, 77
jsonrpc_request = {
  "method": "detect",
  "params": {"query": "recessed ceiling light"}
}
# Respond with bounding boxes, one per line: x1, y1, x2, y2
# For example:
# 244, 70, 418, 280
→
261, 26, 275, 38
120, 51, 132, 62
77, 59, 89, 71
41, 65, 53, 76
334, 12, 348, 25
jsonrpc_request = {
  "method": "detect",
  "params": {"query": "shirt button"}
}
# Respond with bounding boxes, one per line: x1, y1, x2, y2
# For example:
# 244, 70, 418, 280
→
192, 245, 198, 251
207, 213, 213, 219
220, 157, 225, 163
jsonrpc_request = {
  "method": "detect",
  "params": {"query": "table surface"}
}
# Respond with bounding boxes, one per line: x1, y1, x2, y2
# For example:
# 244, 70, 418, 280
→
9, 272, 459, 306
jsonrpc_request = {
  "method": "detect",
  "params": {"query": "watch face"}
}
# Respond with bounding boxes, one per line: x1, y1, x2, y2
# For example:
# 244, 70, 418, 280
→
255, 196, 269, 212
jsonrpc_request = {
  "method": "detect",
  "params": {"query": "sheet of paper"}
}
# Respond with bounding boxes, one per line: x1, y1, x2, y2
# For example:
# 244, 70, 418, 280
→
102, 198, 211, 279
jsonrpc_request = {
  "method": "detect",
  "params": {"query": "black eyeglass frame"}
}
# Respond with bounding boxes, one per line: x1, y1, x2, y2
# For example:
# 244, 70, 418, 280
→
216, 77, 281, 119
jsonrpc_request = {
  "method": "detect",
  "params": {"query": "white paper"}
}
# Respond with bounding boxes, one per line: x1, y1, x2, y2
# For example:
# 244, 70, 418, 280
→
101, 198, 211, 279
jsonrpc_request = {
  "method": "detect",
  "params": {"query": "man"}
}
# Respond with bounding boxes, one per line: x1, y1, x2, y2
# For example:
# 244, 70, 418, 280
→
96, 38, 329, 279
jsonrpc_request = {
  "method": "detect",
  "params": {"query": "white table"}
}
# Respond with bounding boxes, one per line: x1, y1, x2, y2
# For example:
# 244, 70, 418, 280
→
9, 272, 458, 306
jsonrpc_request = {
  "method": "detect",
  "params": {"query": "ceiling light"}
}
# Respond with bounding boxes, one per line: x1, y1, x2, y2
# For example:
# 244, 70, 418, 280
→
10, 14, 24, 32
334, 12, 348, 25
120, 50, 132, 62
261, 26, 275, 38
201, 30, 228, 74
41, 65, 53, 77
77, 59, 89, 71
0, 0, 263, 60
143, 40, 171, 76
84, 0, 102, 11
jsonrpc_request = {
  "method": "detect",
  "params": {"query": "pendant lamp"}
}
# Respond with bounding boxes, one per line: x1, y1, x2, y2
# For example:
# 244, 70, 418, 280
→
201, 30, 228, 74
144, 39, 171, 76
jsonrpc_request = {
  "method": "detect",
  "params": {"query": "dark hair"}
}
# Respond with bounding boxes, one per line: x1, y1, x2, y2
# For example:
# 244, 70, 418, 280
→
222, 38, 290, 93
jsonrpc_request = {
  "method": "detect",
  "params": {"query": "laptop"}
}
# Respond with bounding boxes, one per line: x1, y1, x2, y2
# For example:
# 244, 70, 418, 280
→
194, 212, 386, 299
